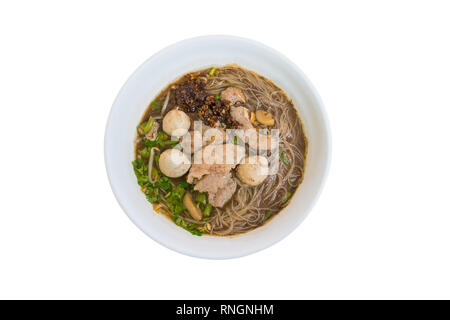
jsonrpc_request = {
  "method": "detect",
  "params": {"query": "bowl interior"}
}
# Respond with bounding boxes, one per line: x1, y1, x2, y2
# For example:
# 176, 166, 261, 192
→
105, 36, 330, 259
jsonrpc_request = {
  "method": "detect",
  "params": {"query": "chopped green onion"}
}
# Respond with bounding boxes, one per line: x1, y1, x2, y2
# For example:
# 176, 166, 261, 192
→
215, 93, 220, 100
190, 229, 203, 236
264, 210, 273, 220
172, 214, 202, 236
233, 136, 238, 145
158, 131, 169, 141
157, 176, 171, 191
139, 147, 150, 158
203, 203, 212, 217
280, 150, 289, 165
196, 192, 207, 205
145, 132, 178, 148
143, 117, 154, 134
208, 67, 216, 76
144, 139, 155, 147
283, 192, 292, 203
151, 100, 162, 110
160, 139, 179, 147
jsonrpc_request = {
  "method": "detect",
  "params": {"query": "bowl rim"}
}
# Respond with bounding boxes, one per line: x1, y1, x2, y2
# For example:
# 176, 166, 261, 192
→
104, 35, 332, 259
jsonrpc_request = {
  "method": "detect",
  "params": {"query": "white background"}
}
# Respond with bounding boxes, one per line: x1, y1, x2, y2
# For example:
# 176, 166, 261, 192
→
1, 0, 449, 299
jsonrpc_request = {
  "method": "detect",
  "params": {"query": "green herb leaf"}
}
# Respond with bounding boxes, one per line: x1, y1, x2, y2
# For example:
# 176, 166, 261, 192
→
165, 183, 187, 215
145, 185, 160, 203
264, 210, 273, 220
179, 181, 190, 188
215, 93, 220, 100
132, 159, 149, 186
157, 176, 171, 191
189, 229, 203, 236
208, 67, 216, 76
172, 214, 203, 236
172, 183, 186, 200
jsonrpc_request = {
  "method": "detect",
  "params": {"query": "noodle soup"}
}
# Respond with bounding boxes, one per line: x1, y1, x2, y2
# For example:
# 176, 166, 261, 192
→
133, 65, 307, 236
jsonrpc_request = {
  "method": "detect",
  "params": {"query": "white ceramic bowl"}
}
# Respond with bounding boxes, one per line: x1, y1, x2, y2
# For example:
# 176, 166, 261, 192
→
105, 35, 331, 259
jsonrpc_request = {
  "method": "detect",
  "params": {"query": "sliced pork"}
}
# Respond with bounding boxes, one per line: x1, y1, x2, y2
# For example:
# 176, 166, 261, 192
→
230, 106, 253, 130
187, 143, 245, 183
207, 177, 237, 208
221, 87, 246, 105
